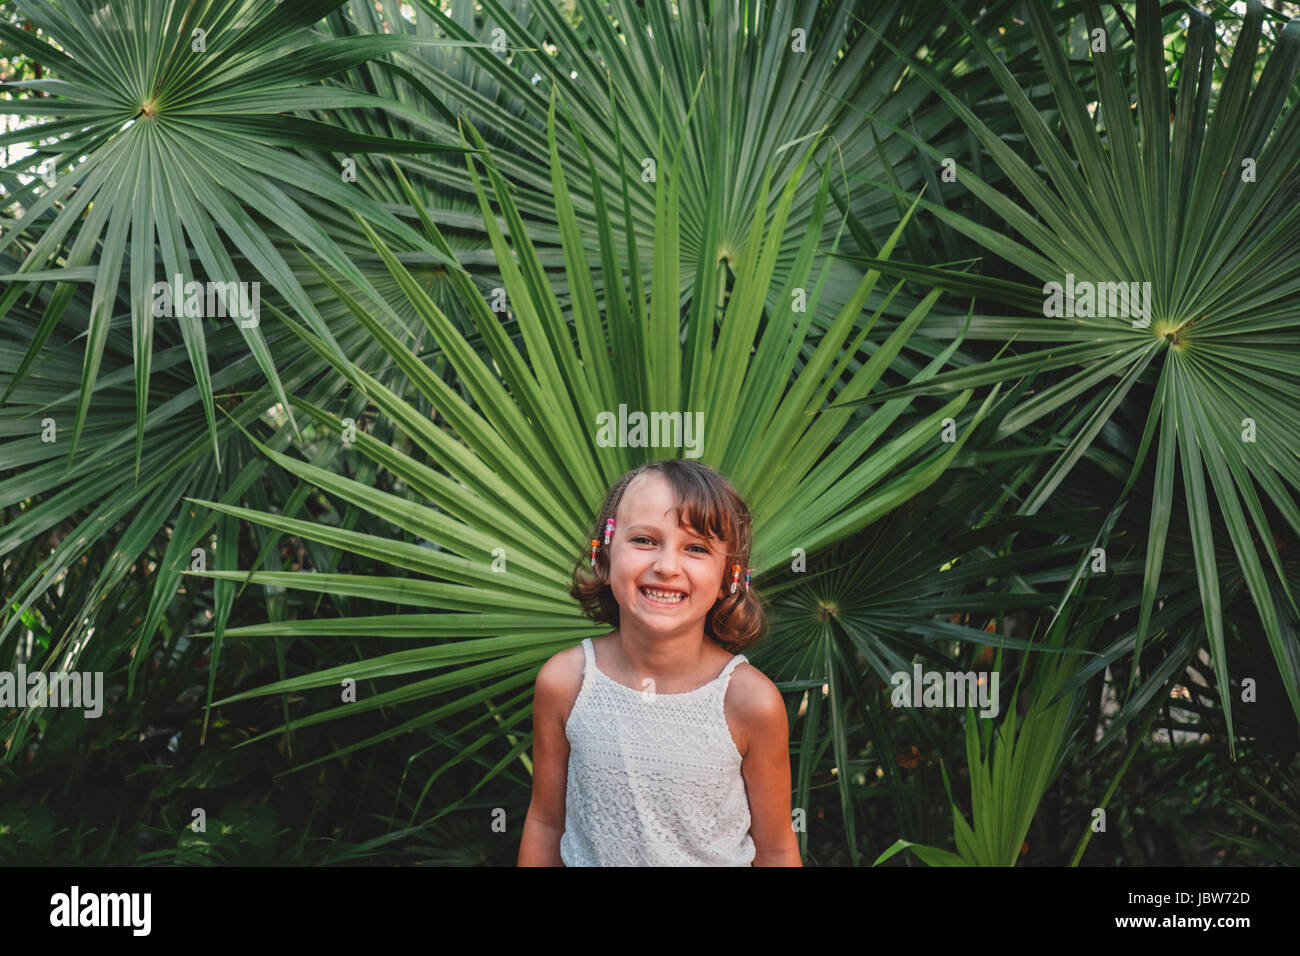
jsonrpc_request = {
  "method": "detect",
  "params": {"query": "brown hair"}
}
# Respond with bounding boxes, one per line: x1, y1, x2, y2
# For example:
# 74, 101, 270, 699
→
569, 459, 765, 653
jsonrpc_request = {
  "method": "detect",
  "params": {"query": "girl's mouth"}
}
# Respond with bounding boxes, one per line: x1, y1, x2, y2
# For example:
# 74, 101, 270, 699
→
640, 586, 687, 605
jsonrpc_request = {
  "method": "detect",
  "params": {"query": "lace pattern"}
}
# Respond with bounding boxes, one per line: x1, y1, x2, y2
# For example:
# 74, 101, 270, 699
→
560, 637, 756, 866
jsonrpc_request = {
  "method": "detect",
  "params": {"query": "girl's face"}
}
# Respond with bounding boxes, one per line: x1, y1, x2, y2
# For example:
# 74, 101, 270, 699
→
608, 472, 730, 637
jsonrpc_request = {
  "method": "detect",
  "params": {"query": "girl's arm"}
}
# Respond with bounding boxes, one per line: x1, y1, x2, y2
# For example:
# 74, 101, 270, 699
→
736, 672, 803, 866
517, 652, 575, 866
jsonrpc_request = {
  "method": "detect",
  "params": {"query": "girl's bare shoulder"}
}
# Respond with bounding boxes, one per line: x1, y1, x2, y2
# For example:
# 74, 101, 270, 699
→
724, 659, 786, 740
534, 636, 605, 726
727, 659, 782, 704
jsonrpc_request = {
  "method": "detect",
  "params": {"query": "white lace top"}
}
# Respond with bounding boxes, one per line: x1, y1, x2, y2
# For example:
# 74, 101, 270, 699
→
560, 637, 755, 866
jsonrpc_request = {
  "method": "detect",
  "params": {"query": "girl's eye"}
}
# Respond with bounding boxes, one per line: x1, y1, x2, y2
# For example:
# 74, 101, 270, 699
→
632, 536, 709, 554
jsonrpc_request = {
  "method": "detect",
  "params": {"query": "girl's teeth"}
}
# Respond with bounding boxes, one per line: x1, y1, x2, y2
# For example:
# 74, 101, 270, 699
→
642, 588, 684, 602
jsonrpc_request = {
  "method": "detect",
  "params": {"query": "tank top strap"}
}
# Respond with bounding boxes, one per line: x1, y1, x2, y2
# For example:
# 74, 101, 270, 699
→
717, 653, 748, 692
567, 637, 591, 699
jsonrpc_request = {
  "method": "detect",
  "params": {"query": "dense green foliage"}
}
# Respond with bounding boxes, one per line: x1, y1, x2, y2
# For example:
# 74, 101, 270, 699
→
1, 0, 1297, 865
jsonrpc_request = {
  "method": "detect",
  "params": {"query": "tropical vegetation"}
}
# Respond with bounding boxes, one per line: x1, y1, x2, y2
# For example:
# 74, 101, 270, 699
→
1, 0, 1297, 866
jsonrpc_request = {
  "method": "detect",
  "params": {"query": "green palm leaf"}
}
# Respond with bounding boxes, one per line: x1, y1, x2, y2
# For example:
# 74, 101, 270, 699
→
185, 102, 992, 798
847, 0, 1300, 747
0, 258, 410, 754
313, 0, 1035, 355
0, 0, 474, 468
876, 590, 1094, 867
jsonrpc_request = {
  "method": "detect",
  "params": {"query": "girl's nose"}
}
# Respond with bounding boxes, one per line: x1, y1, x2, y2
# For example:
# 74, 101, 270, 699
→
653, 550, 681, 575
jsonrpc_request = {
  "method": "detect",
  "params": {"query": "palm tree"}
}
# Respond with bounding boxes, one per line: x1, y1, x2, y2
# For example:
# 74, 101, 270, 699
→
185, 100, 993, 835
0, 0, 1022, 696
3, 0, 1293, 865
843, 0, 1300, 748
0, 0, 474, 692
0, 0, 473, 462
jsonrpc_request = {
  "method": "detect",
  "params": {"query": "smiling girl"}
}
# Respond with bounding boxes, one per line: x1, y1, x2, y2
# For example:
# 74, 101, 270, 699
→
518, 459, 801, 866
